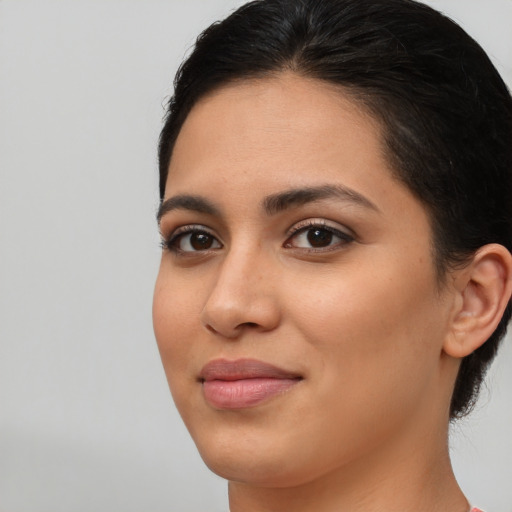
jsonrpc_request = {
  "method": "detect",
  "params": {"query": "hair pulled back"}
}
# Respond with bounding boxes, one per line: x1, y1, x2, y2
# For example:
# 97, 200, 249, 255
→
158, 0, 512, 419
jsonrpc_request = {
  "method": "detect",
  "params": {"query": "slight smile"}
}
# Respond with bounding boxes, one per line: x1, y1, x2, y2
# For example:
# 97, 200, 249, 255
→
199, 359, 303, 410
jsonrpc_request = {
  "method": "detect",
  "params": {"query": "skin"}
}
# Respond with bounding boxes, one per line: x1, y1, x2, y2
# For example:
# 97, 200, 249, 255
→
153, 73, 490, 512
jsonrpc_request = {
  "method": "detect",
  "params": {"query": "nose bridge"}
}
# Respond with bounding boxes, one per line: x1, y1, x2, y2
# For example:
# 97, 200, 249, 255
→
200, 241, 280, 337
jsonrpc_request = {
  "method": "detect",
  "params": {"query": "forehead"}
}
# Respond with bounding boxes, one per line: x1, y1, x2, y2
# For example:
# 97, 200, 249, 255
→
170, 74, 372, 176
176, 74, 378, 149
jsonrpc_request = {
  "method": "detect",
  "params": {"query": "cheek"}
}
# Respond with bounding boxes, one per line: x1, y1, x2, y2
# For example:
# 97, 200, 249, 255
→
287, 257, 444, 396
152, 267, 201, 386
271, 266, 446, 470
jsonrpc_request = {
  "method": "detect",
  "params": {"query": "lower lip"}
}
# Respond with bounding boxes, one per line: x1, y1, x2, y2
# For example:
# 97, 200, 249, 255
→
202, 377, 300, 409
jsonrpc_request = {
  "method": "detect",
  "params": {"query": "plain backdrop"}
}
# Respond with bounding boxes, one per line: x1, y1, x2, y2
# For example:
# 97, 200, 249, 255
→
1, 1, 511, 511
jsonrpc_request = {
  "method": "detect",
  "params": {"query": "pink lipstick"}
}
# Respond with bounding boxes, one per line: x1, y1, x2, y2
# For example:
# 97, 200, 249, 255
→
199, 359, 302, 409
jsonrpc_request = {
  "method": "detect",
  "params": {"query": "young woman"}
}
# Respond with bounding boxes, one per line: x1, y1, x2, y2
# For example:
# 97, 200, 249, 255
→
153, 1, 512, 510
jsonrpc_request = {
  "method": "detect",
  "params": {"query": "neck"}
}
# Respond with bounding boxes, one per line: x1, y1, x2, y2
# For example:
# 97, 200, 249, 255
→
228, 407, 468, 512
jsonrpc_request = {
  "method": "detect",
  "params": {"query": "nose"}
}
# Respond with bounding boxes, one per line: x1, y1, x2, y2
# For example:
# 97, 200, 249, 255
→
200, 248, 281, 339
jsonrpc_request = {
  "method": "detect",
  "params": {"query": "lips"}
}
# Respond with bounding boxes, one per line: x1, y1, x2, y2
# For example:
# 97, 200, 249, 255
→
199, 358, 302, 409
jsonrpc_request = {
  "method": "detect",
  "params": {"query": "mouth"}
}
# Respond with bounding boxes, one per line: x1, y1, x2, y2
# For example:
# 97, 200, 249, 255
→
198, 358, 303, 410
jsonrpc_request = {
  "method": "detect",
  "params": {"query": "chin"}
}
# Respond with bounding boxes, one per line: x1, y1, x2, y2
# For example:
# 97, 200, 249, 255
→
192, 427, 282, 483
189, 420, 348, 489
202, 451, 314, 488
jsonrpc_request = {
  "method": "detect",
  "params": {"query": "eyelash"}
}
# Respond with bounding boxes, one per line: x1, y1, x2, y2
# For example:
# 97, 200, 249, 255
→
161, 220, 354, 255
284, 220, 354, 252
161, 225, 221, 254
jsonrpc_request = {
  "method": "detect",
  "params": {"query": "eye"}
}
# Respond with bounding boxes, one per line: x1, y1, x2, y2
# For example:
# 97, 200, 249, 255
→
284, 221, 354, 251
163, 226, 222, 253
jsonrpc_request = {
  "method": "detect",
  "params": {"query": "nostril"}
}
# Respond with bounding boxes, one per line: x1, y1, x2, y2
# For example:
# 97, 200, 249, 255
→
204, 321, 260, 337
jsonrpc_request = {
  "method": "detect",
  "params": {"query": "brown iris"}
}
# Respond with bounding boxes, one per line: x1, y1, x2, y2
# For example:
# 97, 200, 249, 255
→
190, 232, 215, 250
307, 228, 333, 248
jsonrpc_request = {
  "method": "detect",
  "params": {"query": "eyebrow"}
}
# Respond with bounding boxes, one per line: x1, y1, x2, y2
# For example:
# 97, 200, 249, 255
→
157, 184, 379, 223
157, 194, 220, 222
262, 184, 379, 215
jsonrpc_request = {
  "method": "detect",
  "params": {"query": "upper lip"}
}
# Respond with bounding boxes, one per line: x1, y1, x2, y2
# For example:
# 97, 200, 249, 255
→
199, 358, 302, 382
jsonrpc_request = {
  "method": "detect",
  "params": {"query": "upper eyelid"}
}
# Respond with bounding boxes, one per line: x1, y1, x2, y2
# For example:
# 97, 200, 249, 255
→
286, 218, 354, 238
173, 224, 216, 235
159, 211, 227, 238
161, 224, 223, 249
163, 223, 218, 239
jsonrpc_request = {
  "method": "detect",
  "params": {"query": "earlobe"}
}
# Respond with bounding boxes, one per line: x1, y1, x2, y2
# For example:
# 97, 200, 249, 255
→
443, 244, 512, 359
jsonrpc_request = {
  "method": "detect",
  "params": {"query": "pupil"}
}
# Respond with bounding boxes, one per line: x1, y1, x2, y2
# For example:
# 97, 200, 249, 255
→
307, 228, 332, 248
190, 233, 213, 250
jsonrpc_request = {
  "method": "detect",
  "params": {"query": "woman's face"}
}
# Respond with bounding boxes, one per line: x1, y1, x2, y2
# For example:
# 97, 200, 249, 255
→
153, 74, 455, 487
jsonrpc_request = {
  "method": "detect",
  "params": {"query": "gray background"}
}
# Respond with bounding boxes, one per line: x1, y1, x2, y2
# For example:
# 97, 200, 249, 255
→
1, 1, 511, 511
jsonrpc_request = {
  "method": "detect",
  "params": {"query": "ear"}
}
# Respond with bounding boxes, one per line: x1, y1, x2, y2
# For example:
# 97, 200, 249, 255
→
443, 244, 512, 358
